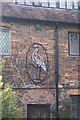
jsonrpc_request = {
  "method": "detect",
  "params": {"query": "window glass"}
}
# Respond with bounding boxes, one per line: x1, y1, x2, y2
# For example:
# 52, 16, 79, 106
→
73, 0, 78, 9
14, 0, 79, 10
69, 33, 79, 55
17, 0, 25, 4
0, 28, 11, 55
60, 0, 66, 8
70, 95, 80, 118
26, 0, 33, 5
41, 0, 48, 7
49, 0, 57, 8
34, 2, 42, 6
67, 0, 73, 9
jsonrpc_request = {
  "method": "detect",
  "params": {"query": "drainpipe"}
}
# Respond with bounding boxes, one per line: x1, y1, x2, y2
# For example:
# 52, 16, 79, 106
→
54, 22, 59, 120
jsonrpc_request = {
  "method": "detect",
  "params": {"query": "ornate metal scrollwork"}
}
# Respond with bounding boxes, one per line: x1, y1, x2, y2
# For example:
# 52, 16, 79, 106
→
26, 43, 49, 84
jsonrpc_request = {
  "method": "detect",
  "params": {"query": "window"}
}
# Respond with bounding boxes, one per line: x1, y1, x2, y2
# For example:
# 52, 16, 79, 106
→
73, 0, 78, 9
70, 95, 80, 118
26, 0, 33, 5
42, 0, 48, 7
0, 28, 11, 55
67, 0, 73, 9
49, 0, 57, 8
68, 32, 80, 56
34, 2, 42, 6
14, 0, 25, 4
60, 0, 66, 8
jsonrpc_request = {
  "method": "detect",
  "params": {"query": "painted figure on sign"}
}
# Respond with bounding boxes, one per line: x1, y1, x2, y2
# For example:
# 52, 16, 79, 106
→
26, 43, 48, 83
32, 48, 46, 77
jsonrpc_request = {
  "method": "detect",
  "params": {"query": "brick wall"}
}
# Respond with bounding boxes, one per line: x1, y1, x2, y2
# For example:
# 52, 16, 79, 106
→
58, 26, 79, 84
2, 18, 80, 118
2, 19, 55, 88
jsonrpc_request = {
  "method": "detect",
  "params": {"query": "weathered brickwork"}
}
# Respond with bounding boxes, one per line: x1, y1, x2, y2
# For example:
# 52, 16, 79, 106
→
1, 17, 80, 118
2, 19, 55, 88
58, 25, 80, 85
1, 2, 80, 118
2, 20, 79, 87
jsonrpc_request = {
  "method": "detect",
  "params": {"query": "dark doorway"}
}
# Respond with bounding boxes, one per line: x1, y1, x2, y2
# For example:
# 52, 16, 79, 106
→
27, 104, 50, 118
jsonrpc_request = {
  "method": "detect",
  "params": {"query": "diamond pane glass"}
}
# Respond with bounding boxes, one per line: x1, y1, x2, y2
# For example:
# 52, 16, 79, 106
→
0, 29, 10, 55
69, 33, 79, 55
70, 96, 80, 118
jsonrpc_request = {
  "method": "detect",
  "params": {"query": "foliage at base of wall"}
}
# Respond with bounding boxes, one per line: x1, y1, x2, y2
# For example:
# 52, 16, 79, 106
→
0, 59, 23, 119
1, 84, 23, 118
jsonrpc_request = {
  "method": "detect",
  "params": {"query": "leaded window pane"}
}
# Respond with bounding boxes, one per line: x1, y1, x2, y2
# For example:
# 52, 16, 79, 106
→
73, 0, 78, 9
17, 0, 25, 4
26, 0, 33, 5
74, 2, 78, 9
42, 0, 48, 7
34, 2, 42, 6
0, 29, 11, 55
60, 0, 66, 8
67, 0, 73, 9
70, 95, 80, 118
69, 33, 79, 55
49, 0, 57, 7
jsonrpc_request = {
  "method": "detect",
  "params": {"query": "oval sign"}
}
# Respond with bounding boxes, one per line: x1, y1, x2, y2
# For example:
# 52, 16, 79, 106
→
26, 43, 48, 84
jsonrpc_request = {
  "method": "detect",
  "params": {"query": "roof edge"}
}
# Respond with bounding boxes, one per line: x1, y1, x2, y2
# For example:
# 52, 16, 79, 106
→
1, 2, 80, 24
